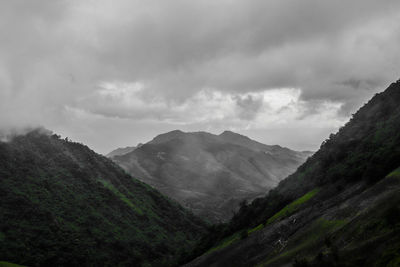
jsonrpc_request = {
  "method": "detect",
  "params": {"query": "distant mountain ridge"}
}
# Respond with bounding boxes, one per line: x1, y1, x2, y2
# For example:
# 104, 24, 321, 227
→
110, 130, 312, 222
106, 146, 137, 157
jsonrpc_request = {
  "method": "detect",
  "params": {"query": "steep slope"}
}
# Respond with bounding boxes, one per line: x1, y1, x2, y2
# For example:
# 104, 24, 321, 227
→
106, 146, 136, 158
110, 131, 311, 223
185, 79, 400, 266
0, 129, 206, 267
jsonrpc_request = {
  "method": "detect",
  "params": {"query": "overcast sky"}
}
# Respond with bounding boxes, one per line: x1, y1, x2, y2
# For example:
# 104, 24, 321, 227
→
1, 0, 400, 154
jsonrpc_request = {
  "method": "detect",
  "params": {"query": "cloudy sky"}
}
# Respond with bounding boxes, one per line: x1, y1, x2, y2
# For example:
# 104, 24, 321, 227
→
1, 0, 400, 154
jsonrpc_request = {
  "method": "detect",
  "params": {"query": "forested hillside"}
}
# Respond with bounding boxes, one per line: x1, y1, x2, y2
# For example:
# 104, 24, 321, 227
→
184, 80, 400, 266
0, 129, 206, 267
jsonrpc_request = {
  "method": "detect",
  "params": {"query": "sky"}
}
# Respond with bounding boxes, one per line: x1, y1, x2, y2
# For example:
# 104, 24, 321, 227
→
1, 0, 400, 154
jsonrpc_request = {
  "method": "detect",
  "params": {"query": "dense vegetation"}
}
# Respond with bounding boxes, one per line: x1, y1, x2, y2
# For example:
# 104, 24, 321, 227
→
0, 129, 207, 266
230, 79, 400, 233
2, 79, 400, 266
183, 80, 400, 266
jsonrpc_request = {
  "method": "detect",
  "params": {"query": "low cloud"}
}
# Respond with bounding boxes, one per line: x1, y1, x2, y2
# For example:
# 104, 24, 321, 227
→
234, 94, 264, 120
1, 0, 400, 152
77, 84, 344, 130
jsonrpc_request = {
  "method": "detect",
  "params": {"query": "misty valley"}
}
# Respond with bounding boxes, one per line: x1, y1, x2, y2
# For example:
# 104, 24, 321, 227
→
1, 80, 400, 266
2, 1, 400, 266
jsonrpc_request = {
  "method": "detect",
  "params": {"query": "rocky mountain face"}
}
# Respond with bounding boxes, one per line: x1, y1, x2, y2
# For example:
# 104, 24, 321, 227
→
0, 129, 206, 267
110, 131, 311, 223
183, 80, 400, 266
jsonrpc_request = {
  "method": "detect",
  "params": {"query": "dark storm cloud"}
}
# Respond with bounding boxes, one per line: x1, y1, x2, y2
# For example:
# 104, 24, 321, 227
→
1, 0, 400, 152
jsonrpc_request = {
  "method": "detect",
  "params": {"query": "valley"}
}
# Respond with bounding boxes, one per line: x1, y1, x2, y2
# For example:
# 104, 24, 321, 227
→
108, 130, 311, 223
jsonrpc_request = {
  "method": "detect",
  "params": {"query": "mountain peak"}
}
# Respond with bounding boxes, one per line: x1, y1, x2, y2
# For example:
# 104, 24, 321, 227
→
219, 130, 250, 140
149, 129, 186, 144
220, 130, 241, 136
219, 130, 273, 151
111, 129, 310, 222
167, 129, 185, 134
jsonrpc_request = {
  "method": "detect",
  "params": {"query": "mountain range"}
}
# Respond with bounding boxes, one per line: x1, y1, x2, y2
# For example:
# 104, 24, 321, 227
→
106, 146, 137, 158
108, 130, 312, 222
183, 79, 400, 266
2, 78, 400, 266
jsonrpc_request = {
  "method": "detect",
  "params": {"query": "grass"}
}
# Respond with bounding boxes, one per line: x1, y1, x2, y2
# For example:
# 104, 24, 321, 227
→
387, 167, 400, 179
0, 262, 25, 267
258, 218, 347, 266
205, 189, 321, 255
266, 188, 320, 225
316, 218, 347, 230
387, 254, 400, 267
206, 223, 264, 255
248, 224, 264, 234
206, 232, 241, 254
100, 180, 144, 215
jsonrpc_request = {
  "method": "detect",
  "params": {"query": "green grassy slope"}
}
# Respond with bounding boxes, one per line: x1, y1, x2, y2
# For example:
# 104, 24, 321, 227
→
257, 170, 400, 267
265, 188, 319, 225
230, 79, 400, 233
186, 167, 400, 267
204, 188, 319, 255
0, 129, 207, 266
0, 261, 25, 267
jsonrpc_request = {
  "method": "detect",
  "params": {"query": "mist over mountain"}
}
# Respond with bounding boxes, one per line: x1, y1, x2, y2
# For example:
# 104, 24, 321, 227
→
0, 129, 206, 266
183, 79, 400, 266
2, 1, 400, 266
109, 130, 312, 223
106, 146, 137, 158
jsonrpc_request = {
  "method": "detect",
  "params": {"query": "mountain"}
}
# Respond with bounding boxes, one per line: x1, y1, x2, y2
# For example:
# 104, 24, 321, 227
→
110, 130, 311, 223
0, 129, 206, 267
106, 146, 137, 158
183, 80, 400, 266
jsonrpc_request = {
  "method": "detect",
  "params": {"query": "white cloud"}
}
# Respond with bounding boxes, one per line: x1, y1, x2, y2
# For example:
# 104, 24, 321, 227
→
0, 0, 399, 153
76, 83, 345, 132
